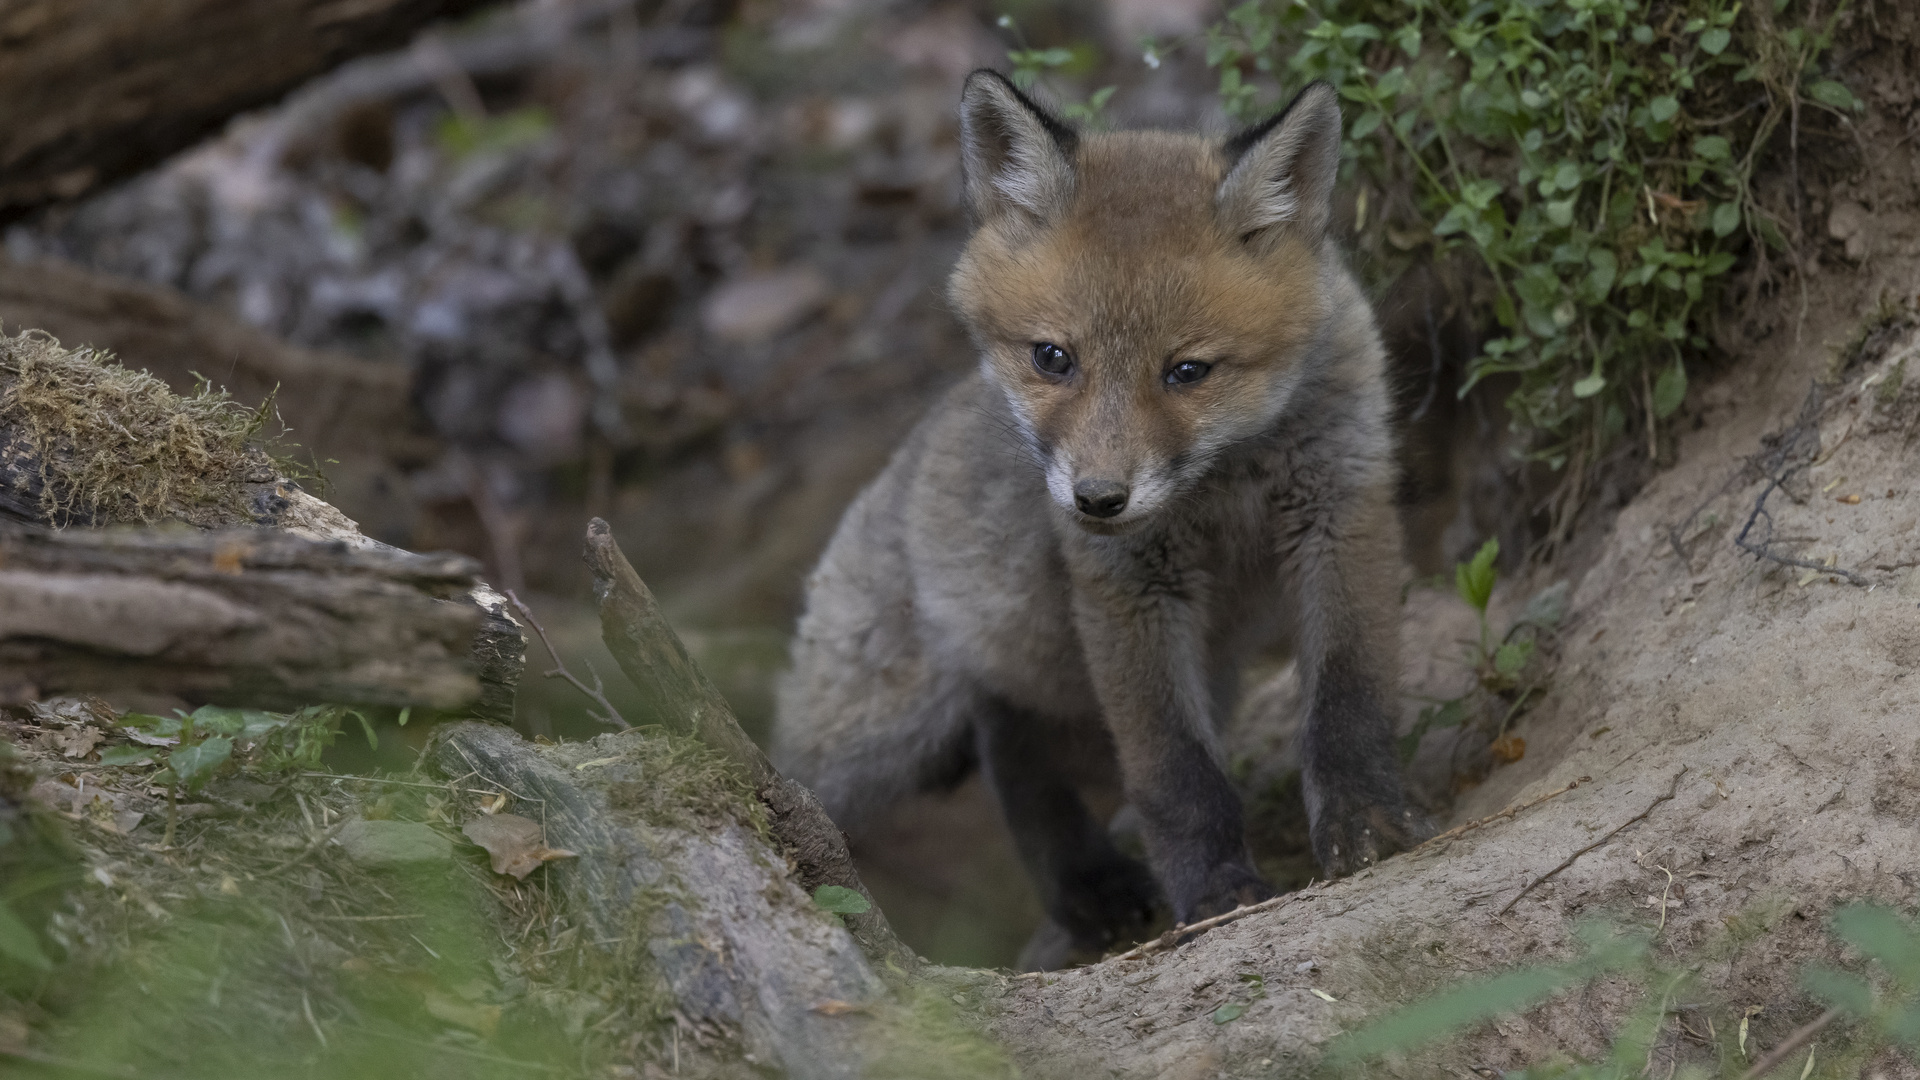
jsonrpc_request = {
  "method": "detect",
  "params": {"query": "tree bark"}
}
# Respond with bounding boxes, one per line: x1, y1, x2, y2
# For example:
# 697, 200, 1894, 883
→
581, 517, 915, 968
428, 720, 885, 1080
0, 522, 487, 710
0, 0, 493, 221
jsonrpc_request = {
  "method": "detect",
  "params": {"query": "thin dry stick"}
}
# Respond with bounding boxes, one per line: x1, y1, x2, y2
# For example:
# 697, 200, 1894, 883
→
1736, 1008, 1839, 1080
1413, 775, 1592, 854
1497, 766, 1686, 916
1098, 886, 1319, 966
506, 589, 630, 729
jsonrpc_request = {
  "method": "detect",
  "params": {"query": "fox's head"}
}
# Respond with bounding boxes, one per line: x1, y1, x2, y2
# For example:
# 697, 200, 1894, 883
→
948, 71, 1344, 530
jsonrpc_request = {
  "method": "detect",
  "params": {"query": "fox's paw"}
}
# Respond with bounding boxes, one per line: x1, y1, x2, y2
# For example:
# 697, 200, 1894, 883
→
1311, 801, 1433, 878
1053, 852, 1159, 951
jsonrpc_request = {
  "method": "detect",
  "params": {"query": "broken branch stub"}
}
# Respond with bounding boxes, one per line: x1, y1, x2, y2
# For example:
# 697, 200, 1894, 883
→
0, 522, 484, 710
429, 721, 882, 1080
580, 516, 913, 967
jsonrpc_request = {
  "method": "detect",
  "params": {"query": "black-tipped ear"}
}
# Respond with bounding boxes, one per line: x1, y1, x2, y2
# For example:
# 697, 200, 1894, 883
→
1217, 82, 1342, 249
959, 69, 1078, 234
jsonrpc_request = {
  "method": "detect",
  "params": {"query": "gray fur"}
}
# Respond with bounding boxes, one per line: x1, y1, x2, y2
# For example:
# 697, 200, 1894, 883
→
774, 79, 1424, 966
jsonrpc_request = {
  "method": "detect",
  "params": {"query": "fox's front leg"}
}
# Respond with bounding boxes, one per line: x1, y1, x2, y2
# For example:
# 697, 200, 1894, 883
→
1295, 482, 1429, 876
1071, 561, 1270, 925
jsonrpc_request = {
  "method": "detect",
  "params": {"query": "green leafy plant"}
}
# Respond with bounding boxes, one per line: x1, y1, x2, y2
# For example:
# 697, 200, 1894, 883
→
1803, 905, 1920, 1055
1404, 539, 1566, 761
997, 14, 1116, 125
1322, 905, 1920, 1077
1201, 0, 1851, 532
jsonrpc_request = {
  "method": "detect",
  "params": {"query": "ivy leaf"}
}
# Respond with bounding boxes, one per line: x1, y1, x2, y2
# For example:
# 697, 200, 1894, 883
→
1212, 1002, 1247, 1024
1711, 202, 1741, 237
1653, 363, 1688, 419
98, 746, 157, 767
812, 885, 871, 916
1649, 96, 1680, 122
1700, 27, 1732, 55
167, 736, 232, 792
1807, 80, 1856, 111
1546, 199, 1576, 228
1394, 25, 1420, 58
1573, 373, 1607, 398
1691, 135, 1730, 162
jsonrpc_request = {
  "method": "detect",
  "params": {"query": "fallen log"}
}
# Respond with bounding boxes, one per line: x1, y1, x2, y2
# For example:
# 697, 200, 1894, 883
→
0, 325, 524, 720
0, 0, 493, 221
428, 720, 885, 1080
581, 517, 913, 967
0, 522, 483, 710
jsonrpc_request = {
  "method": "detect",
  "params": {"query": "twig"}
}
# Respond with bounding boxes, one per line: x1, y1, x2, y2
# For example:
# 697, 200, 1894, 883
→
297, 772, 502, 797
258, 818, 349, 877
1736, 1008, 1839, 1080
1667, 382, 1870, 585
1099, 887, 1316, 966
1412, 775, 1592, 855
1498, 767, 1686, 916
506, 590, 630, 730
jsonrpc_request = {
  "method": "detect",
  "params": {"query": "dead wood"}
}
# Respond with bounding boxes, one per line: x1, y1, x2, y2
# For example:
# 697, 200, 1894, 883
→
428, 720, 884, 1080
0, 522, 485, 710
0, 320, 524, 720
0, 0, 495, 220
580, 516, 914, 968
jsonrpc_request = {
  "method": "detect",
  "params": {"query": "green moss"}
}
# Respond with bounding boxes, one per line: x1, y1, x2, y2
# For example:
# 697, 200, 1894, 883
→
0, 327, 272, 525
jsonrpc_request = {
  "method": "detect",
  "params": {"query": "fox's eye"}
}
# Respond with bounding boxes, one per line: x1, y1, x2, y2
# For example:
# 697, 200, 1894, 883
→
1167, 360, 1212, 385
1032, 342, 1074, 376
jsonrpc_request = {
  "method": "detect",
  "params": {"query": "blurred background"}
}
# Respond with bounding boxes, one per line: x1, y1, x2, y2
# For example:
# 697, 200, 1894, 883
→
0, 0, 1508, 968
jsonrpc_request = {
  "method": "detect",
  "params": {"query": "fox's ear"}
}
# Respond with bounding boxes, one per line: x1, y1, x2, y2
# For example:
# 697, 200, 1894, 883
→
1216, 82, 1342, 251
959, 70, 1077, 234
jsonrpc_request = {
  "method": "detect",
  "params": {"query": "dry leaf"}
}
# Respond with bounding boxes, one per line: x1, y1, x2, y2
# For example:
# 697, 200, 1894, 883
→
478, 792, 509, 815
424, 991, 501, 1037
462, 813, 576, 879
1490, 735, 1527, 764
810, 999, 867, 1016
59, 726, 104, 759
1836, 493, 1862, 505
1309, 988, 1337, 1002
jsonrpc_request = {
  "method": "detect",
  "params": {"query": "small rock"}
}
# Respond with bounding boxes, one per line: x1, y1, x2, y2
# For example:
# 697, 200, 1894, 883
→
1294, 960, 1318, 974
700, 267, 831, 345
333, 819, 451, 866
1827, 201, 1870, 260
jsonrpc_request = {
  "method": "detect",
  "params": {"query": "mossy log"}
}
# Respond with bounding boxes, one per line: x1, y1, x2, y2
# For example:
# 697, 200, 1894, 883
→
0, 324, 523, 720
581, 517, 914, 968
0, 522, 486, 710
0, 0, 492, 221
428, 721, 885, 1080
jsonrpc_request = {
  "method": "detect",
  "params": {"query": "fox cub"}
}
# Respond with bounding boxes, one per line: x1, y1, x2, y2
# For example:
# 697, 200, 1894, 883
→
774, 71, 1425, 964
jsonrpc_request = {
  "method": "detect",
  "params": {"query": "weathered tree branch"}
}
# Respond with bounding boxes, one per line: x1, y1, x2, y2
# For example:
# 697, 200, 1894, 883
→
580, 517, 914, 967
0, 0, 494, 220
0, 522, 485, 710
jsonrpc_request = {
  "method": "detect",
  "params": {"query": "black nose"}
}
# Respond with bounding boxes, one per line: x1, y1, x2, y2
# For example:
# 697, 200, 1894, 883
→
1073, 478, 1130, 519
